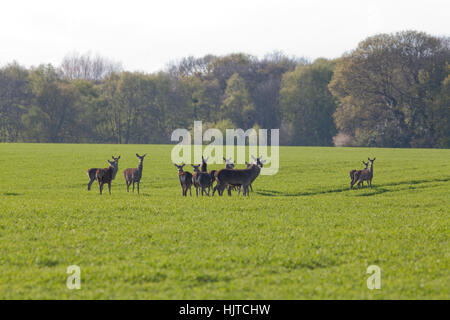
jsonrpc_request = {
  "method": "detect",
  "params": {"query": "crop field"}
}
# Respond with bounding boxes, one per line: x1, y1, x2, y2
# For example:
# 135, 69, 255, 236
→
0, 143, 449, 299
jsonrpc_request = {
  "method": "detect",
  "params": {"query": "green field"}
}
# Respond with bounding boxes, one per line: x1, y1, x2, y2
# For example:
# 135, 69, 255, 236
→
0, 143, 449, 299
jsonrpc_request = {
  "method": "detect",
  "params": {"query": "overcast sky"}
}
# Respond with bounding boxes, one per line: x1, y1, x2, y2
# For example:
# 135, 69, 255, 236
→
1, 0, 449, 72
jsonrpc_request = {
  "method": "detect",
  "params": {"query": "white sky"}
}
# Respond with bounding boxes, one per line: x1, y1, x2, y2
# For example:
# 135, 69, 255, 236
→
1, 0, 449, 72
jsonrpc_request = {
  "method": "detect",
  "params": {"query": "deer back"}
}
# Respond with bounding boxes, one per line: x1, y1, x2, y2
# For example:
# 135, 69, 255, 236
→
216, 166, 259, 186
123, 168, 139, 181
96, 166, 114, 183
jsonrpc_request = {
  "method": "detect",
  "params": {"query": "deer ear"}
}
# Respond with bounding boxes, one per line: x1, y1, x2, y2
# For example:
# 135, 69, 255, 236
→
373, 158, 376, 161
117, 156, 120, 159
251, 155, 257, 161
136, 153, 140, 157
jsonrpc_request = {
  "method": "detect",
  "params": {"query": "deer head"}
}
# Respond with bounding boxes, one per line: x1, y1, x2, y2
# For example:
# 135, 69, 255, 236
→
223, 157, 235, 169
251, 155, 267, 168
362, 160, 369, 169
174, 163, 185, 173
191, 164, 201, 172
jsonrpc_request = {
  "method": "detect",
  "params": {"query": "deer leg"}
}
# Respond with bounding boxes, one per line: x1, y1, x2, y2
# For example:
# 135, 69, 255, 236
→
137, 181, 140, 194
88, 178, 94, 190
108, 182, 111, 195
250, 184, 253, 192
132, 182, 135, 193
99, 182, 103, 195
227, 186, 232, 196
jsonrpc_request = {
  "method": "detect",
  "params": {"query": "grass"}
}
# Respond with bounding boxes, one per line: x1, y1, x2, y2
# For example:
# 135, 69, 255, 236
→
0, 143, 449, 299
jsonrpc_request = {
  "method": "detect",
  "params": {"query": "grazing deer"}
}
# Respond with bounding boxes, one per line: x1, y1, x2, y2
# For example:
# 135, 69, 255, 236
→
174, 163, 192, 196
214, 156, 265, 197
87, 155, 120, 190
95, 159, 118, 195
350, 161, 369, 189
123, 153, 147, 194
352, 158, 376, 189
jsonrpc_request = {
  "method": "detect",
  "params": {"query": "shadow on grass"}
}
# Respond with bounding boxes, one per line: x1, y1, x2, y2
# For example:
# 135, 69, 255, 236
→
256, 177, 450, 198
3, 192, 22, 196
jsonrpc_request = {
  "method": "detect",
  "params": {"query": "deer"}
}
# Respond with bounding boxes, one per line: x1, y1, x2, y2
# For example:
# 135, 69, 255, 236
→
210, 157, 236, 196
350, 161, 369, 189
214, 156, 265, 197
233, 161, 255, 195
351, 158, 376, 189
192, 160, 211, 196
87, 155, 120, 190
123, 153, 147, 194
95, 159, 118, 195
174, 163, 192, 196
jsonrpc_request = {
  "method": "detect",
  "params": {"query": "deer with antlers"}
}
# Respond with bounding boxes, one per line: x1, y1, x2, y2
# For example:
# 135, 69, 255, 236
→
123, 153, 147, 194
87, 156, 120, 190
351, 158, 376, 189
174, 163, 192, 196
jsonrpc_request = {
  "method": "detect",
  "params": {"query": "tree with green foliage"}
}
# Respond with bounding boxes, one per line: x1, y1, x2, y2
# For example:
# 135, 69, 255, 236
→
279, 59, 337, 145
220, 73, 256, 129
329, 31, 450, 147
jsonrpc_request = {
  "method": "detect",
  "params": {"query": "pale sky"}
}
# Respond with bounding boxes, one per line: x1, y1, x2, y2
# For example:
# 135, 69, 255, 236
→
1, 0, 449, 73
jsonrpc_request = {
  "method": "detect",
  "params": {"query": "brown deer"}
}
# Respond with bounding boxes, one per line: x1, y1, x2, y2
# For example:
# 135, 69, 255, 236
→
123, 153, 147, 194
174, 163, 192, 196
352, 158, 376, 189
214, 156, 265, 197
87, 155, 120, 190
350, 161, 369, 189
192, 162, 211, 196
210, 157, 236, 196
95, 159, 118, 195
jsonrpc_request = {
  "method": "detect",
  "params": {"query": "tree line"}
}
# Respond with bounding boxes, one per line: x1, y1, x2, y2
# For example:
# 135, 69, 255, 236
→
0, 31, 448, 147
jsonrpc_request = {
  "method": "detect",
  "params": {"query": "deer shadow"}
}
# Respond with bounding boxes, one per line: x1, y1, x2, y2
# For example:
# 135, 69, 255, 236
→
256, 177, 449, 198
3, 192, 22, 196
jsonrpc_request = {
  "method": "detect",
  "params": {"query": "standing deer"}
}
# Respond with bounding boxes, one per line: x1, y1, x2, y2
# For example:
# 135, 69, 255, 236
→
352, 158, 376, 189
192, 163, 211, 196
174, 163, 192, 196
214, 156, 265, 197
350, 161, 369, 189
123, 153, 147, 194
95, 159, 118, 195
87, 155, 120, 190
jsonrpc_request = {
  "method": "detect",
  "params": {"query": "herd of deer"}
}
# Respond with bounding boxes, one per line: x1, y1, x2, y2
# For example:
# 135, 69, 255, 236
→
86, 154, 376, 195
174, 155, 266, 197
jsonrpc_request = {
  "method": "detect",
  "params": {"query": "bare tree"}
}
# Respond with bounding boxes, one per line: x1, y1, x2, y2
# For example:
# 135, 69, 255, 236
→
59, 51, 122, 82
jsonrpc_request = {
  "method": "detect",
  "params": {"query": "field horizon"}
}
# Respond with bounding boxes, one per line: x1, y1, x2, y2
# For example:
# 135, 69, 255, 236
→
0, 143, 449, 299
